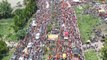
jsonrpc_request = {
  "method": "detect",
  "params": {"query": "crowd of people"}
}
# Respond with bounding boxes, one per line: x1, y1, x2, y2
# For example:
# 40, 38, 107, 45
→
50, 0, 83, 59
11, 0, 84, 60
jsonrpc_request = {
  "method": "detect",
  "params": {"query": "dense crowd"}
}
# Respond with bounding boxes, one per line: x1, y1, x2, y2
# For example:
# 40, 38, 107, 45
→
11, 0, 84, 60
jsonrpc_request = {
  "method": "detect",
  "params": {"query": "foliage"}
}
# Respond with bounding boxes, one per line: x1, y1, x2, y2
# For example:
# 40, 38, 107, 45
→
16, 29, 27, 40
23, 0, 29, 5
0, 0, 12, 19
84, 49, 99, 60
101, 38, 107, 60
47, 24, 52, 32
2, 49, 14, 60
0, 18, 13, 35
0, 40, 8, 57
75, 6, 100, 43
0, 18, 17, 41
13, 0, 38, 32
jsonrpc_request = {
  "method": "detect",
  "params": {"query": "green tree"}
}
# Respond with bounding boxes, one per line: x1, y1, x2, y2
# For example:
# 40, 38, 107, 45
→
0, 40, 8, 58
16, 29, 27, 40
0, 0, 12, 18
13, 0, 38, 32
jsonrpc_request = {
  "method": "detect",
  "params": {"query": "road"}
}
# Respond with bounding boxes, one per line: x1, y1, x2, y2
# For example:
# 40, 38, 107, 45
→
11, 0, 84, 60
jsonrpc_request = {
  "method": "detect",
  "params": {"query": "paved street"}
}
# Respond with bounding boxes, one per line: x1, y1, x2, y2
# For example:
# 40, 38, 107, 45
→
11, 0, 84, 60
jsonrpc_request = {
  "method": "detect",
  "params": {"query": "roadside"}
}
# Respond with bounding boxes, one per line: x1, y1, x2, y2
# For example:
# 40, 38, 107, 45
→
2, 48, 15, 60
0, 18, 17, 41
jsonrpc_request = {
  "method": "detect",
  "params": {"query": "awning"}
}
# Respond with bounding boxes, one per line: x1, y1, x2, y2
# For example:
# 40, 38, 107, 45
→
48, 34, 58, 40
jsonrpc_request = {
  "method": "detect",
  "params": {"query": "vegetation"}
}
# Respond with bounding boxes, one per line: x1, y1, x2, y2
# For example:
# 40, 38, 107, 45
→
101, 38, 107, 60
0, 40, 8, 58
47, 24, 53, 32
16, 29, 27, 40
0, 18, 17, 41
13, 0, 38, 40
2, 49, 14, 60
84, 49, 99, 60
13, 0, 38, 32
0, 0, 12, 19
75, 5, 100, 43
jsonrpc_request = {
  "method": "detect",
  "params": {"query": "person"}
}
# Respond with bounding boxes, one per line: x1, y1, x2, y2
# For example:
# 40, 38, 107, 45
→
62, 53, 67, 60
48, 54, 52, 60
56, 53, 60, 59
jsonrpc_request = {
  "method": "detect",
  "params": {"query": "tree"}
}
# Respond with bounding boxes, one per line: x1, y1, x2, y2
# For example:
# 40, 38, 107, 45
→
0, 0, 12, 18
0, 40, 8, 57
16, 29, 27, 40
13, 0, 38, 32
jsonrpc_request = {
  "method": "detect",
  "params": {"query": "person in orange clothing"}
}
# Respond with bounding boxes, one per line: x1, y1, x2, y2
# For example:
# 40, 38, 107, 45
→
56, 53, 60, 59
